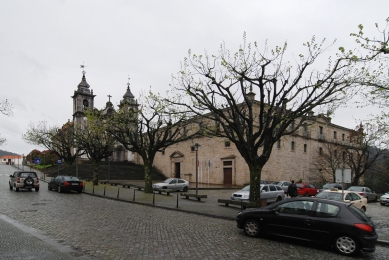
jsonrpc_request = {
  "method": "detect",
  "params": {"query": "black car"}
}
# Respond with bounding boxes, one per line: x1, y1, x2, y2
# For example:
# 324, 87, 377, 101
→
319, 183, 343, 192
236, 197, 377, 256
48, 176, 84, 193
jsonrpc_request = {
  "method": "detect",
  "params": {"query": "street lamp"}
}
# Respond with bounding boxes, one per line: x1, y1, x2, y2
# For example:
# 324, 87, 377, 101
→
194, 143, 200, 195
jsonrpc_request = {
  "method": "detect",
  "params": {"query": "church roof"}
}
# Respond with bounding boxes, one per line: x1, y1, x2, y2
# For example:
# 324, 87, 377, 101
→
78, 72, 90, 89
123, 86, 134, 99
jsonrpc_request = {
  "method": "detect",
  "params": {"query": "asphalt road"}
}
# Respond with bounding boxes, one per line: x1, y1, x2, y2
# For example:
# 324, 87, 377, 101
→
1, 165, 389, 260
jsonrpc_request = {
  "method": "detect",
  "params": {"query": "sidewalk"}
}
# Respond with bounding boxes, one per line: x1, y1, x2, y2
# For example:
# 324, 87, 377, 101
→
37, 172, 389, 246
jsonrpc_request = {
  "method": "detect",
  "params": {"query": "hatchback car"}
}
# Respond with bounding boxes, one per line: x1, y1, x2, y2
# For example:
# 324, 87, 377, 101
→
347, 186, 377, 202
315, 188, 368, 213
48, 176, 84, 193
380, 191, 389, 206
152, 178, 190, 192
236, 197, 377, 256
296, 183, 318, 196
272, 181, 291, 193
9, 171, 39, 192
231, 184, 285, 203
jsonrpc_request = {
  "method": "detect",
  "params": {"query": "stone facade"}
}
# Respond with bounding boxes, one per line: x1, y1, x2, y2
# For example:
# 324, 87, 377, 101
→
152, 115, 356, 186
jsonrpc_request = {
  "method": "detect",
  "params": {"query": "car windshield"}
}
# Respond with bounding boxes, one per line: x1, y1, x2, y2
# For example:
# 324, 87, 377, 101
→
296, 184, 303, 188
163, 179, 173, 183
19, 172, 37, 178
316, 192, 343, 201
63, 176, 80, 181
323, 184, 336, 189
242, 185, 250, 191
348, 186, 363, 192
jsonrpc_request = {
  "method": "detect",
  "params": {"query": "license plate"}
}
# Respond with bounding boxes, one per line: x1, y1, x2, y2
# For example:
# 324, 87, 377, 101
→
71, 183, 79, 186
25, 186, 32, 188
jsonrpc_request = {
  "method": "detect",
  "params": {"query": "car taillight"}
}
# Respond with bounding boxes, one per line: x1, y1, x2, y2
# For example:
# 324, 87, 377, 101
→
37, 179, 39, 183
63, 182, 70, 186
17, 178, 20, 183
354, 223, 373, 232
79, 182, 84, 186
359, 192, 365, 197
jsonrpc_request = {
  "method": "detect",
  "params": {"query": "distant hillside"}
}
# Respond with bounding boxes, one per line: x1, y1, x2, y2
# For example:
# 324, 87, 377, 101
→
0, 149, 20, 157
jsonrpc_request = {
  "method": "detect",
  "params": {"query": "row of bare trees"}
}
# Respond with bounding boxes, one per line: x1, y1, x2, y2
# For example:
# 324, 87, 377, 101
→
23, 19, 389, 201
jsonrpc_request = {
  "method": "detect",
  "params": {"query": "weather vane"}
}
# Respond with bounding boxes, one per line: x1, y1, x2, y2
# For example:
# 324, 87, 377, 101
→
80, 62, 86, 75
127, 75, 131, 87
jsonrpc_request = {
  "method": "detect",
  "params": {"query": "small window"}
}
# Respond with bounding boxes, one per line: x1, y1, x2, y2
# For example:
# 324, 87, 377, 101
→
304, 144, 307, 153
291, 141, 295, 151
191, 146, 195, 152
342, 133, 345, 141
224, 141, 231, 147
319, 126, 323, 134
319, 147, 323, 155
223, 161, 232, 166
277, 140, 281, 149
334, 131, 337, 139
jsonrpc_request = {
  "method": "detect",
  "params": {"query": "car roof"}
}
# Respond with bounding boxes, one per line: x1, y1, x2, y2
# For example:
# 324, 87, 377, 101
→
279, 196, 350, 206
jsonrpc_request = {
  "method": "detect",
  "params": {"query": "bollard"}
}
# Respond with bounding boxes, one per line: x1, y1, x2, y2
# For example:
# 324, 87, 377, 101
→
133, 189, 135, 201
117, 187, 120, 198
104, 186, 106, 196
153, 191, 155, 205
176, 193, 179, 208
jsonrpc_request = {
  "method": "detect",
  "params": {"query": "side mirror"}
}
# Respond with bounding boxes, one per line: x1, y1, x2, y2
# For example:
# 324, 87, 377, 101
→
9, 175, 13, 177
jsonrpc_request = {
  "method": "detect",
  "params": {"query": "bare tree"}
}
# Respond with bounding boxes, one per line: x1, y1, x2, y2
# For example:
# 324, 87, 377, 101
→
0, 99, 13, 146
170, 34, 385, 202
107, 90, 199, 193
312, 142, 344, 185
22, 121, 83, 174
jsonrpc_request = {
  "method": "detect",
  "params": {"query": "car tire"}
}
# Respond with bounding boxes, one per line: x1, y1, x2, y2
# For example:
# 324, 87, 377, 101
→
183, 186, 189, 192
48, 184, 51, 190
24, 177, 34, 186
276, 196, 282, 202
243, 219, 261, 237
15, 187, 19, 192
58, 186, 62, 193
360, 206, 366, 213
35, 187, 39, 192
374, 196, 377, 202
334, 235, 359, 256
305, 192, 309, 197
9, 183, 13, 190
381, 203, 385, 206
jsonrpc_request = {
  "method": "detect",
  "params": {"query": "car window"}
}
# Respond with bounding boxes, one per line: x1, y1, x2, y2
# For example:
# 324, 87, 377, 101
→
275, 186, 282, 191
63, 176, 80, 181
169, 179, 177, 184
269, 185, 276, 191
366, 188, 371, 192
348, 205, 370, 221
296, 184, 303, 188
262, 186, 269, 192
348, 186, 363, 192
20, 172, 37, 178
178, 179, 185, 183
242, 185, 250, 191
274, 201, 311, 215
316, 192, 342, 201
316, 202, 340, 217
345, 193, 352, 201
285, 182, 291, 186
351, 193, 361, 200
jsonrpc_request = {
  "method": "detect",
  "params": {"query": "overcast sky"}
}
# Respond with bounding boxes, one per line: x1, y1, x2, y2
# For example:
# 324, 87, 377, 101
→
0, 0, 388, 155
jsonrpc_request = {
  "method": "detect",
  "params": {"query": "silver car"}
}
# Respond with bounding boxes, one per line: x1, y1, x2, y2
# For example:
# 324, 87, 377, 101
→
152, 178, 190, 192
380, 191, 389, 206
347, 186, 377, 202
273, 181, 292, 193
9, 171, 40, 192
231, 184, 285, 203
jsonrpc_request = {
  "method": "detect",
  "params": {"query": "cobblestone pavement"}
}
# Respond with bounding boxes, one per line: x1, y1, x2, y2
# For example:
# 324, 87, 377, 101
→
1, 165, 389, 259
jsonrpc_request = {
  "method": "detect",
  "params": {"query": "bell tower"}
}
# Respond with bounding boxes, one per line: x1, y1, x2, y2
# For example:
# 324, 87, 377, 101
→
71, 67, 96, 128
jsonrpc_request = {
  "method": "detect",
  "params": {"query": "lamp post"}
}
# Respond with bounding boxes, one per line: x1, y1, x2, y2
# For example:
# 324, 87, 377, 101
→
22, 154, 24, 171
194, 143, 200, 195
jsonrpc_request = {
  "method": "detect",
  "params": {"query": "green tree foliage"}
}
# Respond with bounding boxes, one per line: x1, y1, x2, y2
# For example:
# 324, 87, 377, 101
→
171, 31, 386, 202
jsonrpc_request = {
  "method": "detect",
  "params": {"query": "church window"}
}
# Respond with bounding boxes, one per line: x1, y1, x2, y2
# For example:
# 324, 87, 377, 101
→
83, 99, 89, 109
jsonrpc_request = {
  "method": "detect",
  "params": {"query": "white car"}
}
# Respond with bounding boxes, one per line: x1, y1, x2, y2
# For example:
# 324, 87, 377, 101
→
380, 192, 389, 206
231, 184, 285, 203
316, 188, 368, 213
152, 178, 190, 192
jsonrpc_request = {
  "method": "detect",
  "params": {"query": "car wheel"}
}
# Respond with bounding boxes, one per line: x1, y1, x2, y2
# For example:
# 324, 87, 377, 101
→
35, 187, 39, 192
24, 177, 34, 186
334, 235, 359, 256
15, 187, 19, 192
276, 196, 282, 202
360, 206, 366, 213
9, 183, 13, 190
48, 184, 51, 190
381, 203, 385, 206
374, 196, 377, 202
183, 186, 189, 192
58, 186, 62, 193
305, 192, 309, 197
243, 219, 261, 237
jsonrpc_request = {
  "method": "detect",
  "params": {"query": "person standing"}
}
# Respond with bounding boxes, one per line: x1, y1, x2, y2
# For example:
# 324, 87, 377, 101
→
287, 180, 298, 198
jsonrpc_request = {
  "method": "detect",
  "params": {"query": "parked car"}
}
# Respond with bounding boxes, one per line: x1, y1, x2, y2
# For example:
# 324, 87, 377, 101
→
272, 181, 292, 193
380, 191, 389, 206
48, 176, 84, 193
9, 171, 39, 192
296, 183, 318, 196
231, 184, 285, 203
347, 186, 377, 202
236, 197, 377, 256
315, 188, 368, 213
319, 183, 343, 192
152, 178, 190, 192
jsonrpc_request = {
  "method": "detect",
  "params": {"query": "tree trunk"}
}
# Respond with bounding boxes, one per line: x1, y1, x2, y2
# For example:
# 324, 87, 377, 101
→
143, 163, 153, 193
249, 166, 262, 203
93, 162, 100, 185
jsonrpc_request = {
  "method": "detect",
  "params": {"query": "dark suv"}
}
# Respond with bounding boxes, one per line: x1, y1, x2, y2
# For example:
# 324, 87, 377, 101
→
9, 171, 40, 192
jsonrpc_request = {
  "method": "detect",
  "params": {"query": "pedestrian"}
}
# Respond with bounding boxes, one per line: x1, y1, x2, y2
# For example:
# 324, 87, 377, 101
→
287, 180, 298, 198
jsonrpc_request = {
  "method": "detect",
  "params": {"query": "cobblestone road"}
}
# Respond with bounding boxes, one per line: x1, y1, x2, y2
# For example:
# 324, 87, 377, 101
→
1, 165, 388, 259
